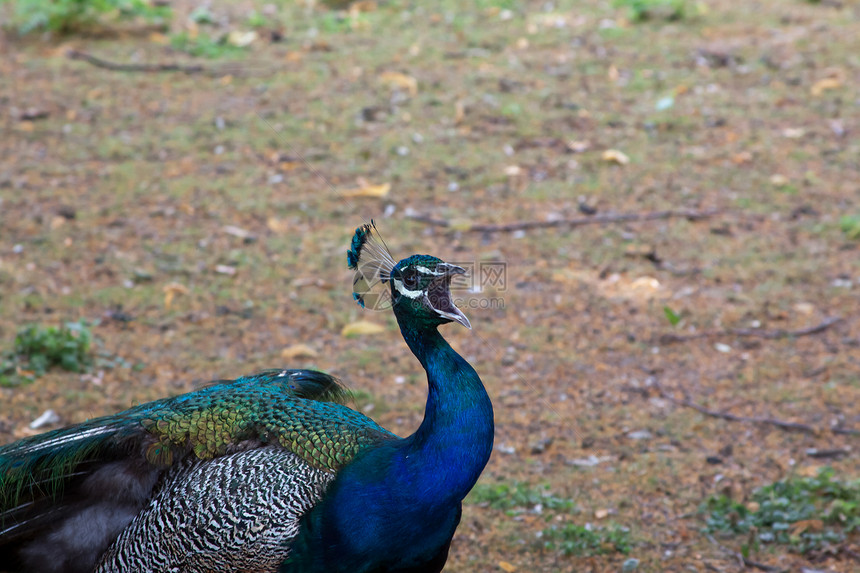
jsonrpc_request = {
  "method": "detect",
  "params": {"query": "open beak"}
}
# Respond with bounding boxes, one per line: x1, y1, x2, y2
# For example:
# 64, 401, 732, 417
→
427, 263, 471, 329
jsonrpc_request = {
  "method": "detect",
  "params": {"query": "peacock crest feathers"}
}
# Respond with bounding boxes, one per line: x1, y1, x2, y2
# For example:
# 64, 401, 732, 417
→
347, 221, 397, 310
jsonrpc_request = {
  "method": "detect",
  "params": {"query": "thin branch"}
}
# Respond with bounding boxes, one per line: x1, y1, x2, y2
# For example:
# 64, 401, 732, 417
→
66, 50, 271, 77
653, 380, 860, 436
405, 208, 720, 233
658, 316, 843, 344
67, 50, 208, 75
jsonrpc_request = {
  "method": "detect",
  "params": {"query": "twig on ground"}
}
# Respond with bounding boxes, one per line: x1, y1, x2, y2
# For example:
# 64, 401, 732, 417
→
658, 316, 843, 344
653, 380, 860, 436
67, 50, 208, 74
405, 208, 720, 233
66, 50, 275, 77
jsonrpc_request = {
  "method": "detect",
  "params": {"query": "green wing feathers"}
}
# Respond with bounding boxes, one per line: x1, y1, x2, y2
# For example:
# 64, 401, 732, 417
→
136, 369, 394, 468
0, 369, 394, 517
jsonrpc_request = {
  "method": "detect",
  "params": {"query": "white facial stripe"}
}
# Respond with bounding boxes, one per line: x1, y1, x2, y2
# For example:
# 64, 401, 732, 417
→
414, 265, 444, 276
392, 278, 424, 299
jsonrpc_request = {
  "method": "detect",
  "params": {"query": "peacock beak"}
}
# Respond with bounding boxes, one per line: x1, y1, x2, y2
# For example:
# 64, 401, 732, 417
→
428, 264, 471, 329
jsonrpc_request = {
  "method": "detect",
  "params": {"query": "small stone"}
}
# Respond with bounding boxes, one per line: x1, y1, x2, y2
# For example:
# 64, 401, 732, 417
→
626, 430, 652, 440
529, 437, 553, 454
30, 409, 60, 429
567, 455, 601, 467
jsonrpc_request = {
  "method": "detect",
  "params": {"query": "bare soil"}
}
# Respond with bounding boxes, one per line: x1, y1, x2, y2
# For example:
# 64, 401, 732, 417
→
1, 1, 858, 571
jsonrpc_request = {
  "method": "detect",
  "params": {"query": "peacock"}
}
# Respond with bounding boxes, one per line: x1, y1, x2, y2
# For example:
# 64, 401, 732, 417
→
0, 222, 494, 573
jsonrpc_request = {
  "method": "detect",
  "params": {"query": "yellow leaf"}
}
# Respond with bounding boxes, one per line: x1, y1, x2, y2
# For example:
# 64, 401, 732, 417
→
607, 65, 619, 82
630, 276, 660, 292
454, 99, 466, 124
281, 344, 318, 360
149, 32, 169, 45
732, 151, 752, 165
341, 321, 386, 337
227, 30, 258, 48
602, 149, 629, 165
789, 519, 823, 535
793, 302, 815, 315
379, 72, 418, 96
811, 77, 841, 96
498, 562, 516, 572
343, 182, 391, 198
350, 1, 378, 13
267, 217, 290, 234
770, 174, 789, 187
163, 283, 189, 309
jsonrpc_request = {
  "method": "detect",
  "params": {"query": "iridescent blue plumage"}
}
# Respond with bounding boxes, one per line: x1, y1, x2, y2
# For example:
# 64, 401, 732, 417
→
0, 225, 493, 573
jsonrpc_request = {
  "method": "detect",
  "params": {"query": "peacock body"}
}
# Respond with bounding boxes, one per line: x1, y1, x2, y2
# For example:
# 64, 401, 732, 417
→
0, 223, 494, 573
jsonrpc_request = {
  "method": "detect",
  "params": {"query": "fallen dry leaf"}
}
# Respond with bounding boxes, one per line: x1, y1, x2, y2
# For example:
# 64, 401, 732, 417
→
566, 140, 590, 153
602, 149, 629, 165
454, 99, 466, 123
349, 1, 378, 13
811, 77, 842, 96
498, 561, 516, 572
223, 225, 255, 240
770, 174, 789, 187
343, 182, 391, 198
341, 321, 386, 337
163, 282, 189, 309
379, 71, 418, 96
227, 31, 258, 48
281, 344, 318, 360
789, 519, 824, 535
267, 217, 290, 234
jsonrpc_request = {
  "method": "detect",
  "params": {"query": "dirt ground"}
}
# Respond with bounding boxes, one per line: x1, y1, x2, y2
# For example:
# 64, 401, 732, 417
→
1, 0, 858, 571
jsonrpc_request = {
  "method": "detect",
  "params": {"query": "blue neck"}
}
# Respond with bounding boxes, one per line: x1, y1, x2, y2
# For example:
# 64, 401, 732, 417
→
283, 317, 494, 572
397, 319, 494, 502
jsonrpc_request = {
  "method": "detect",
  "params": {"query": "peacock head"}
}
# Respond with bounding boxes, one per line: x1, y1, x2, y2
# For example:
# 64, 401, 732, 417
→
347, 222, 471, 329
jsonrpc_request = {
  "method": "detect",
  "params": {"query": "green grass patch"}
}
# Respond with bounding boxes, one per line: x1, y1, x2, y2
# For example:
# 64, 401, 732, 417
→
468, 481, 574, 513
840, 215, 860, 240
702, 467, 860, 557
170, 32, 248, 59
10, 0, 170, 35
615, 0, 687, 22
1, 321, 93, 386
540, 522, 632, 556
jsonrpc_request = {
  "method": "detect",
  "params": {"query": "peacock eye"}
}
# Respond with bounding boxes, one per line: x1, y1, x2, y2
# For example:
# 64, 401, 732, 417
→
402, 269, 420, 289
